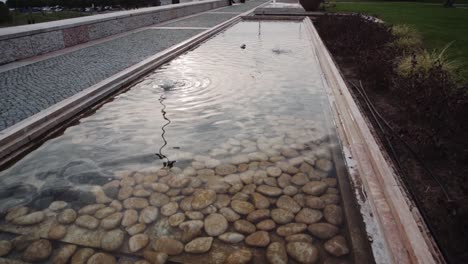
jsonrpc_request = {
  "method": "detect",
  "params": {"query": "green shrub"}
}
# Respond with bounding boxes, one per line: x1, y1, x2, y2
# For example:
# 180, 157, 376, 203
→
397, 43, 465, 83
389, 24, 423, 53
0, 2, 12, 24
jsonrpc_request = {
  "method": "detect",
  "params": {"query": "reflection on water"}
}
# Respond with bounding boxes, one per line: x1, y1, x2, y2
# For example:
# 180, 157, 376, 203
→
0, 21, 357, 263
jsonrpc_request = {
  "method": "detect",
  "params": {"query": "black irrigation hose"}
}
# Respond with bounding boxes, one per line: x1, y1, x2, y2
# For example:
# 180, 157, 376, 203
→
351, 81, 453, 203
349, 80, 453, 261
156, 95, 175, 168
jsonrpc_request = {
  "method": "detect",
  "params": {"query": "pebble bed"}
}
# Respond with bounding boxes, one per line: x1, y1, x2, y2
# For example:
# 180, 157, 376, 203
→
0, 129, 353, 264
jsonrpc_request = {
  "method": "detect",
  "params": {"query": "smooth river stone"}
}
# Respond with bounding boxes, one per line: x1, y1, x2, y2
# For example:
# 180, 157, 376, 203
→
251, 193, 270, 209
256, 219, 276, 231
305, 196, 325, 209
126, 223, 146, 236
323, 205, 343, 226
153, 237, 184, 255
78, 204, 105, 215
12, 234, 40, 251
143, 251, 168, 264
71, 248, 95, 264
225, 249, 253, 264
94, 207, 116, 219
256, 185, 282, 197
150, 193, 170, 207
22, 239, 52, 262
291, 173, 309, 186
161, 202, 179, 216
245, 231, 270, 247
204, 213, 228, 236
302, 181, 328, 196
123, 198, 149, 210
191, 189, 217, 210
266, 167, 282, 177
52, 244, 77, 264
286, 234, 314, 243
75, 215, 99, 230
214, 194, 231, 208
230, 200, 255, 215
324, 235, 350, 257
122, 209, 138, 227
246, 209, 270, 223
185, 211, 203, 220
184, 237, 213, 253
180, 220, 204, 243
219, 207, 240, 222
48, 224, 67, 239
129, 234, 149, 253
87, 253, 116, 264
267, 242, 288, 264
316, 159, 333, 172
218, 232, 245, 243
12, 211, 45, 225
101, 229, 125, 251
49, 201, 68, 211
169, 213, 186, 226
101, 212, 123, 229
150, 183, 170, 193
276, 195, 301, 213
247, 152, 269, 161
277, 174, 292, 188
283, 186, 299, 196
295, 208, 323, 224
322, 178, 338, 188
215, 164, 237, 176
320, 194, 340, 205
286, 242, 319, 264
5, 206, 28, 222
58, 209, 77, 224
308, 223, 339, 239
0, 240, 12, 257
271, 208, 294, 224
277, 223, 307, 237
263, 177, 278, 187
234, 220, 256, 234
139, 206, 159, 224
118, 186, 133, 201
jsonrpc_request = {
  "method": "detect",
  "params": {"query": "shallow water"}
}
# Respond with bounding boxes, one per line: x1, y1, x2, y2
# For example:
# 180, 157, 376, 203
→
0, 21, 361, 263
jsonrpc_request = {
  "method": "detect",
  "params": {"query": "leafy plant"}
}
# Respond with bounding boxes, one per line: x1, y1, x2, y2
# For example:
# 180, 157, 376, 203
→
389, 24, 423, 53
397, 43, 466, 84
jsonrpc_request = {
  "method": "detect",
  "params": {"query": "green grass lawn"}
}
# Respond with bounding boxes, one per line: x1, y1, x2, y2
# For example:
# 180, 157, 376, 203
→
1, 11, 89, 28
331, 2, 468, 67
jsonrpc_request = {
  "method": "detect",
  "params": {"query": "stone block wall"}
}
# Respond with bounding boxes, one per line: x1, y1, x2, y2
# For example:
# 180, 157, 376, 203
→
0, 0, 228, 65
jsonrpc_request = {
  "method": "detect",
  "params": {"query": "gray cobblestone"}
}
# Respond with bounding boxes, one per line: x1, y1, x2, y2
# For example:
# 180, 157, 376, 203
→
161, 13, 238, 28
0, 28, 203, 130
216, 0, 269, 13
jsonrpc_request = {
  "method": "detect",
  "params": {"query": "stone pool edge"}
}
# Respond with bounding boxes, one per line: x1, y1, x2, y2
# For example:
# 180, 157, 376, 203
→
304, 18, 445, 264
0, 2, 270, 169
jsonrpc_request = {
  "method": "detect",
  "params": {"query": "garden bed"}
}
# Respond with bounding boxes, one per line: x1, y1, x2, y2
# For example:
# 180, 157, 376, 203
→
314, 14, 468, 263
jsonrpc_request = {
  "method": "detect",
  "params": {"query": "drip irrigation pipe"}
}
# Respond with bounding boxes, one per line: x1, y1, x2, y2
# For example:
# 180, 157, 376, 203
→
350, 80, 454, 262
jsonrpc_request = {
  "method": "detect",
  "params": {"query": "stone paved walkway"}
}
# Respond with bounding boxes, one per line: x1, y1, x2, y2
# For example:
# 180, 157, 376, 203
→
0, 0, 268, 131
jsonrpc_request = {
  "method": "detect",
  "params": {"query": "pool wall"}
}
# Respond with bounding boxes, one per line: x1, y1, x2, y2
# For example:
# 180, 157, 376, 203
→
0, 0, 229, 65
304, 17, 445, 263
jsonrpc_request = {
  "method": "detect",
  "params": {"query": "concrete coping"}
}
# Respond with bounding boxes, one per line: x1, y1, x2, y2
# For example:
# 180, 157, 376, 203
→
303, 17, 444, 263
0, 0, 225, 40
